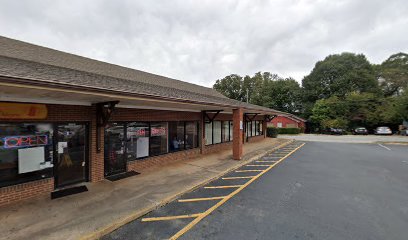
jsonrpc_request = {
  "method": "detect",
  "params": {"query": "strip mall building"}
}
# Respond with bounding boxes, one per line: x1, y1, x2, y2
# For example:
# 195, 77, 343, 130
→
0, 36, 285, 206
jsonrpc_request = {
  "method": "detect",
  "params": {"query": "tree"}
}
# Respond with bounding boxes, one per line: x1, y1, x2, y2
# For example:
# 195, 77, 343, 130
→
393, 87, 408, 120
260, 77, 302, 114
310, 96, 349, 129
377, 52, 408, 96
302, 53, 380, 117
213, 72, 302, 114
213, 74, 244, 101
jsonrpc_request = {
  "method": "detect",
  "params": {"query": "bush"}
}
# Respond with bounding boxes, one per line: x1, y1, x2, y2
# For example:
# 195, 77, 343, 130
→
266, 127, 279, 138
277, 128, 300, 134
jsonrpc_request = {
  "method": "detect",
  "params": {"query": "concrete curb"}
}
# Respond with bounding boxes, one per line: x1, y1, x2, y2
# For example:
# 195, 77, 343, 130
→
376, 141, 408, 145
80, 139, 294, 240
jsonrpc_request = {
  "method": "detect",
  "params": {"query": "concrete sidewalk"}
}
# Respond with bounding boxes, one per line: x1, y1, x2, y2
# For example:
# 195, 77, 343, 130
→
0, 138, 291, 240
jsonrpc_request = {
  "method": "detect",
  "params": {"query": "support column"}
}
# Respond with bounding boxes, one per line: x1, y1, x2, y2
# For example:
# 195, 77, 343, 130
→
90, 105, 105, 182
233, 108, 244, 160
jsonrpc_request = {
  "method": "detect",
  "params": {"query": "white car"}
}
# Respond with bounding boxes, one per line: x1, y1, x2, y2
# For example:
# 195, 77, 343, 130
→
374, 126, 392, 135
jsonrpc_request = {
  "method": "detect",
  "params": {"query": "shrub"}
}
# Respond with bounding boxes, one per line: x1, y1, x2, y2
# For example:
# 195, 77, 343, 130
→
277, 128, 300, 134
266, 127, 279, 138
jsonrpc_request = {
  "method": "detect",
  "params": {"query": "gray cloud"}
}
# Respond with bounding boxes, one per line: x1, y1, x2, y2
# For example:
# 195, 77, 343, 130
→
0, 0, 407, 87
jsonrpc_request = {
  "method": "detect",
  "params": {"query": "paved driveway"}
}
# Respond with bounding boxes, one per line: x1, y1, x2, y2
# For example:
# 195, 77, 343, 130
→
280, 134, 408, 143
180, 142, 408, 240
103, 141, 408, 239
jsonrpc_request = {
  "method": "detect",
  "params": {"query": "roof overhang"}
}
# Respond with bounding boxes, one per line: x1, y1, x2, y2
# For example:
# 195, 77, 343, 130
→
0, 77, 281, 115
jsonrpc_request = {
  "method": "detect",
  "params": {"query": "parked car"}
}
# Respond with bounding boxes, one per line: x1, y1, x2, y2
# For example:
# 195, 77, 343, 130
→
352, 127, 368, 135
374, 126, 392, 135
325, 128, 345, 135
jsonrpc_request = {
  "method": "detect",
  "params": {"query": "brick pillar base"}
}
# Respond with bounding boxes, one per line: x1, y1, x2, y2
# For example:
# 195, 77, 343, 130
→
233, 108, 244, 160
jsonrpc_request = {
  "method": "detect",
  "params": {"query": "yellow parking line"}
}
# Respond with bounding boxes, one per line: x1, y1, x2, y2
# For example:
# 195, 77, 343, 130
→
178, 196, 226, 202
222, 176, 257, 180
141, 213, 201, 222
169, 143, 305, 240
204, 185, 243, 189
246, 164, 271, 167
235, 170, 263, 173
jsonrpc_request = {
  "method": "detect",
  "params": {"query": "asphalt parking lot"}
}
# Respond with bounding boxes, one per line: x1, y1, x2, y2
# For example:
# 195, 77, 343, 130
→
103, 141, 408, 240
102, 142, 304, 240
280, 133, 408, 143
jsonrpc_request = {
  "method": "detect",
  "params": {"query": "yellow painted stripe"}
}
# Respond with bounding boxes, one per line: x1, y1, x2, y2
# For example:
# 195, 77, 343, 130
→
246, 164, 271, 167
235, 170, 263, 173
204, 185, 243, 189
222, 176, 256, 180
169, 143, 305, 240
178, 196, 226, 202
141, 213, 201, 222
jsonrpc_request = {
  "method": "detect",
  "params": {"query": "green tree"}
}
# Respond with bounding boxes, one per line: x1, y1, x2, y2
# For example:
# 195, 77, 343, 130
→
310, 96, 349, 129
377, 52, 408, 96
393, 87, 408, 120
213, 72, 302, 114
261, 77, 302, 114
213, 74, 244, 101
302, 53, 380, 117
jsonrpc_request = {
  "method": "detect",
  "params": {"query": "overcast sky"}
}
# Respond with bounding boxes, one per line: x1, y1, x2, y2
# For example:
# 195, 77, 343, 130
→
0, 0, 407, 87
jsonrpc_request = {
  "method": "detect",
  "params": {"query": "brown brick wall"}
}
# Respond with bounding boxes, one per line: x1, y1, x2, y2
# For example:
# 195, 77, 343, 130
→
127, 148, 201, 172
246, 135, 265, 143
203, 142, 233, 154
0, 178, 54, 206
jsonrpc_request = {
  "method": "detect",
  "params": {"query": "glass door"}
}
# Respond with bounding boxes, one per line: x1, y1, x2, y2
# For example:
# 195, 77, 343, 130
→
104, 123, 127, 176
55, 123, 88, 188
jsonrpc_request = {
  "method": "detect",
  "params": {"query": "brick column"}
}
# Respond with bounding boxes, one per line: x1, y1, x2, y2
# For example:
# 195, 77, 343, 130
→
90, 105, 105, 182
233, 108, 244, 160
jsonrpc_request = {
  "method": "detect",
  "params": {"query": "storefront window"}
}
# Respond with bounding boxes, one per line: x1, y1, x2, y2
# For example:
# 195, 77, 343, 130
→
229, 121, 233, 140
168, 122, 185, 152
221, 121, 230, 142
213, 121, 222, 144
0, 123, 53, 187
150, 122, 168, 156
126, 122, 149, 160
258, 121, 263, 135
246, 121, 251, 138
205, 122, 213, 145
185, 122, 198, 149
252, 121, 256, 136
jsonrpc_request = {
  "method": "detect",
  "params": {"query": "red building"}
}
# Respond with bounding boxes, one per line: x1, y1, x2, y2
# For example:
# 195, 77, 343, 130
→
269, 115, 306, 129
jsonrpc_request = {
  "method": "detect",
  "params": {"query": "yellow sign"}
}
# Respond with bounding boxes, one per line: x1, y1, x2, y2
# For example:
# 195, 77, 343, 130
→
0, 102, 48, 120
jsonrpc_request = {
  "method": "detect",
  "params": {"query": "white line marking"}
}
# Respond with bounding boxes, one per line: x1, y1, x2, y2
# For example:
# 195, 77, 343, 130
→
378, 144, 391, 151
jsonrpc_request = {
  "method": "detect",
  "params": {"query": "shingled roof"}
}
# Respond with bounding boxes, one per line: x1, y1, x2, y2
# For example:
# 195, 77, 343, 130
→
0, 36, 284, 114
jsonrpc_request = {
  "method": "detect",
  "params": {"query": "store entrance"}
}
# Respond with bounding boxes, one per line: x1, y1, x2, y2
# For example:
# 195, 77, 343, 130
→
55, 123, 88, 188
104, 123, 127, 176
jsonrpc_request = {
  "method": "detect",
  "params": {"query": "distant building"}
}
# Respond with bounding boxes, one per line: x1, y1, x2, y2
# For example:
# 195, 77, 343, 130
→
269, 115, 306, 130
